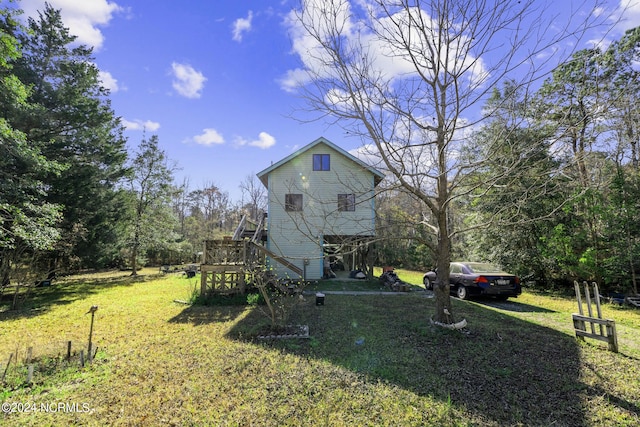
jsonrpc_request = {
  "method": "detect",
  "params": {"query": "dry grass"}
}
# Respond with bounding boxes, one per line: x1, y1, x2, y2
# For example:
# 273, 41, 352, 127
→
1, 269, 639, 426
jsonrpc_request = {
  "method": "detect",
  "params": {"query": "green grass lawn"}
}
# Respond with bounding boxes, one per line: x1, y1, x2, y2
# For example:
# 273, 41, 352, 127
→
1, 269, 639, 426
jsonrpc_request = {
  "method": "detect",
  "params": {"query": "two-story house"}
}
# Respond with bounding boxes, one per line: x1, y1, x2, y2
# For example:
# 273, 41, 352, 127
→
257, 137, 385, 280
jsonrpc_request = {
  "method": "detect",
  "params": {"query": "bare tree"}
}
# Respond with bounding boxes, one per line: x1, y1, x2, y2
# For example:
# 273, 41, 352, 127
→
286, 0, 612, 323
240, 173, 267, 222
171, 177, 191, 237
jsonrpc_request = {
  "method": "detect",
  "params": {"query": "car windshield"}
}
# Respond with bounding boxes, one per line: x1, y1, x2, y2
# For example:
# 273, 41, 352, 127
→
465, 263, 507, 274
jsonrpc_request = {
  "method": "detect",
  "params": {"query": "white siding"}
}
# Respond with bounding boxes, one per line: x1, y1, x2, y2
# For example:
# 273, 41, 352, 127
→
265, 142, 377, 280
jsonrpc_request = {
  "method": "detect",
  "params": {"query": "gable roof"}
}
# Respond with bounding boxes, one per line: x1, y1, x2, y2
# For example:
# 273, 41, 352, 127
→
256, 137, 385, 188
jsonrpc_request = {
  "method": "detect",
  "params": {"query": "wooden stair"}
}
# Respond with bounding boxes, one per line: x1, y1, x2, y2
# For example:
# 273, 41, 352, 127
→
233, 215, 267, 242
231, 214, 302, 277
249, 242, 303, 276
232, 215, 249, 240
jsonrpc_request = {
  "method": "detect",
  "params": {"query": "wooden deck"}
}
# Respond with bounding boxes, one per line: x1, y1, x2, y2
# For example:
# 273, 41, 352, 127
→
200, 239, 302, 296
200, 240, 255, 296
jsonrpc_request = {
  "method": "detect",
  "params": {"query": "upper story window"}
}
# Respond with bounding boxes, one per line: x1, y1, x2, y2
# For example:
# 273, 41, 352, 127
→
338, 193, 356, 212
285, 193, 303, 211
313, 154, 330, 171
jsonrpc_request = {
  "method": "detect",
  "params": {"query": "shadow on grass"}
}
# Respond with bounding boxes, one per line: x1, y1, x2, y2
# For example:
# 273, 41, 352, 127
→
587, 383, 640, 418
306, 279, 384, 292
0, 272, 154, 320
472, 297, 556, 313
223, 294, 595, 426
168, 303, 249, 325
307, 279, 426, 293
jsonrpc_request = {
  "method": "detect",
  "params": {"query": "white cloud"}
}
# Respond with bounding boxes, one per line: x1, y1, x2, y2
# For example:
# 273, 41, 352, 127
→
232, 11, 253, 42
585, 1, 640, 53
171, 62, 207, 99
278, 68, 311, 93
122, 119, 160, 132
20, 0, 123, 50
98, 70, 119, 92
193, 128, 225, 146
236, 132, 276, 149
614, 0, 640, 32
281, 1, 488, 94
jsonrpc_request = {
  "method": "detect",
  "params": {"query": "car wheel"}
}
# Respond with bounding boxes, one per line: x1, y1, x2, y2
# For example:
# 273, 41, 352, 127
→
456, 285, 468, 300
423, 276, 433, 290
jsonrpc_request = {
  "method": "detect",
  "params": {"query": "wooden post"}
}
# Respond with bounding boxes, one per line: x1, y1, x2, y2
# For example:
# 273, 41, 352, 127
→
26, 347, 33, 364
574, 282, 585, 341
573, 281, 618, 352
201, 270, 207, 296
86, 305, 98, 363
574, 281, 584, 315
79, 350, 85, 368
2, 353, 13, 381
67, 341, 72, 360
606, 321, 619, 353
26, 364, 34, 384
583, 282, 595, 334
592, 282, 604, 336
572, 316, 586, 334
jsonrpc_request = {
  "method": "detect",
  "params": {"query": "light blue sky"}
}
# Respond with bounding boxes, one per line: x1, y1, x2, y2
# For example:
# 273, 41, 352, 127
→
17, 0, 640, 202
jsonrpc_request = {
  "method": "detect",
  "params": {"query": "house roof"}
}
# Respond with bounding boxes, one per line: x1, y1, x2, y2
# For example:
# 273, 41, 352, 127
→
256, 137, 385, 188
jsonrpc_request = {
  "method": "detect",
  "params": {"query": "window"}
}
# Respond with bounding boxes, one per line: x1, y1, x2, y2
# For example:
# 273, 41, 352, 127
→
338, 193, 356, 212
451, 264, 463, 274
285, 193, 303, 211
313, 154, 330, 171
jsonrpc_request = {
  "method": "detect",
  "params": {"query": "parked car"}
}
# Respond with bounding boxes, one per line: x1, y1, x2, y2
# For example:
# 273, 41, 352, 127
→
423, 262, 521, 300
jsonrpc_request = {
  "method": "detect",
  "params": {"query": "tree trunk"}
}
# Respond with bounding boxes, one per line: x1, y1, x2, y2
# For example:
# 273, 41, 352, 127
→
627, 218, 638, 295
131, 226, 139, 276
433, 206, 453, 324
366, 243, 375, 280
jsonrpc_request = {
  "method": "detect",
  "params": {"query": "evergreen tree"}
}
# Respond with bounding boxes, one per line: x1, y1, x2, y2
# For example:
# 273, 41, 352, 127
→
461, 81, 564, 283
603, 26, 640, 169
0, 3, 63, 289
11, 4, 128, 271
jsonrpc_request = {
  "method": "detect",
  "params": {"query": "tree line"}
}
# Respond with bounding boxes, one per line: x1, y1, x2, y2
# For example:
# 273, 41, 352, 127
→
0, 4, 266, 299
375, 26, 640, 296
2, 1, 639, 306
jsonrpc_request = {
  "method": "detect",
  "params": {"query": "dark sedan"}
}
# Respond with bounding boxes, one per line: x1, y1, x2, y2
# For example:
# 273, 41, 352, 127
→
423, 262, 521, 300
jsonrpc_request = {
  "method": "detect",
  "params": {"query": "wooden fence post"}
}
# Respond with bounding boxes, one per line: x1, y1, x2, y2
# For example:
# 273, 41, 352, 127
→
86, 305, 98, 364
2, 353, 13, 381
26, 364, 34, 384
